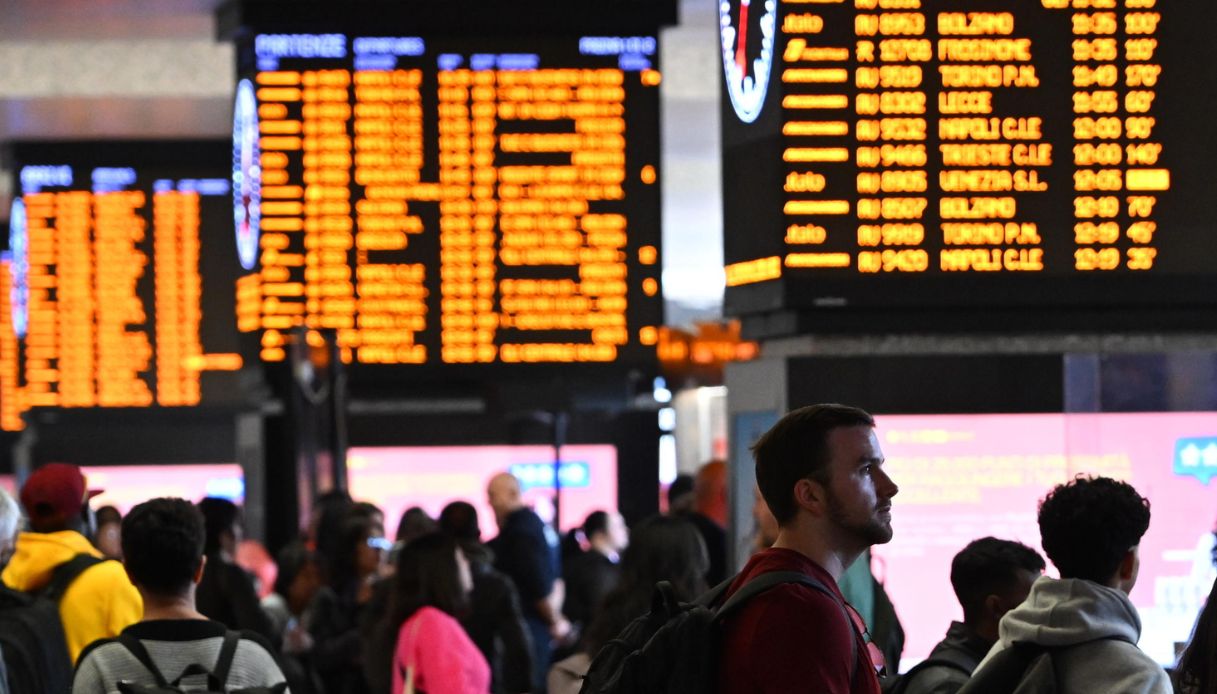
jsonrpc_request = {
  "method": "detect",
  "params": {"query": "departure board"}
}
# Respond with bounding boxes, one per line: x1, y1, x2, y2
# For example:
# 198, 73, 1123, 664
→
721, 0, 1217, 327
3, 141, 245, 426
232, 32, 663, 368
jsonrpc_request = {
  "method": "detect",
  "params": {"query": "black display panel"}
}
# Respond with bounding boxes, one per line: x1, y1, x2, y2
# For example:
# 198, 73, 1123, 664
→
3, 141, 246, 426
231, 30, 664, 375
721, 0, 1217, 330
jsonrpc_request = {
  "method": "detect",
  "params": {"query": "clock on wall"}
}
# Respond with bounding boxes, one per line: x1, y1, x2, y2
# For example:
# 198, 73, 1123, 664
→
232, 78, 261, 271
720, 0, 778, 124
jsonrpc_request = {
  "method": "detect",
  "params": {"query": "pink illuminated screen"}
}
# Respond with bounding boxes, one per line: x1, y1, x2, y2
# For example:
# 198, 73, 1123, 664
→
82, 464, 244, 515
346, 445, 618, 539
871, 412, 1217, 668
0, 466, 242, 515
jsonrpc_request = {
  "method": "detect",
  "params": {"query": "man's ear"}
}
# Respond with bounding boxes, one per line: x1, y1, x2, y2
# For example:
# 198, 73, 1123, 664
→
194, 554, 208, 584
1117, 548, 1136, 581
792, 477, 828, 515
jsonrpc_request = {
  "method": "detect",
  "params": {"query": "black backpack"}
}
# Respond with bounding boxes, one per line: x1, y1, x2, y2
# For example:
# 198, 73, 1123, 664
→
115, 631, 288, 694
879, 648, 974, 694
580, 570, 858, 694
0, 553, 104, 694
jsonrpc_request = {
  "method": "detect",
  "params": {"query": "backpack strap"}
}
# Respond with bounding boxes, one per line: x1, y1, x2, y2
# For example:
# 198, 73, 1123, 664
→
712, 570, 861, 687
43, 554, 105, 602
116, 634, 171, 688
210, 631, 242, 686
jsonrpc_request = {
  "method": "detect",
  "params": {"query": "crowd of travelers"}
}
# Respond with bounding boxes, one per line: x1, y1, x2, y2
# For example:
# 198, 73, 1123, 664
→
0, 403, 1215, 693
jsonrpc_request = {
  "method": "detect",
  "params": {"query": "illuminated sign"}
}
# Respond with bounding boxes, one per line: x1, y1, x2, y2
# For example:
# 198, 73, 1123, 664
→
234, 33, 663, 367
4, 141, 246, 426
722, 0, 1217, 326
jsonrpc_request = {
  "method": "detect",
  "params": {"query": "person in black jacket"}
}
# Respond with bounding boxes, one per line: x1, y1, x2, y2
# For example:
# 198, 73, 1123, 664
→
440, 500, 535, 694
561, 510, 627, 630
193, 497, 275, 644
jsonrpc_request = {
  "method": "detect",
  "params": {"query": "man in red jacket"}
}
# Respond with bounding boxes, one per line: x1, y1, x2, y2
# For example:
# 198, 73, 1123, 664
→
719, 404, 898, 694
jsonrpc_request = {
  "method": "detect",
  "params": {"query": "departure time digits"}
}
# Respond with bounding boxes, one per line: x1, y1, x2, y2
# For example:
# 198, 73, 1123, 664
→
724, 0, 1171, 286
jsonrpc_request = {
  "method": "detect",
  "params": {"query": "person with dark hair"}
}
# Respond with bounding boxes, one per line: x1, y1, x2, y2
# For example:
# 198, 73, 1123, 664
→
487, 472, 568, 691
435, 500, 534, 694
396, 507, 438, 546
898, 537, 1044, 694
1, 464, 142, 664
72, 498, 287, 693
368, 532, 488, 694
719, 404, 895, 693
1175, 575, 1217, 694
311, 510, 387, 694
194, 497, 275, 642
93, 505, 122, 560
682, 460, 730, 585
261, 543, 324, 694
967, 475, 1169, 693
562, 510, 628, 630
666, 474, 695, 515
549, 514, 708, 694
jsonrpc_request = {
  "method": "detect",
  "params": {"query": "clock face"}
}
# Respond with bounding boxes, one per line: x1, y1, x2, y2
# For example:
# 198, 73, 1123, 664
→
720, 0, 778, 124
232, 78, 261, 271
8, 198, 28, 339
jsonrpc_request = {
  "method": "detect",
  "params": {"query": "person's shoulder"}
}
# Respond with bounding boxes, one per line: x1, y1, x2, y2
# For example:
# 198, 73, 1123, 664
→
75, 634, 126, 668
235, 628, 279, 658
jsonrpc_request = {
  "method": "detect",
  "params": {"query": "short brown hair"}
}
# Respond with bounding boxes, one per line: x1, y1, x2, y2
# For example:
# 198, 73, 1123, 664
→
752, 404, 875, 524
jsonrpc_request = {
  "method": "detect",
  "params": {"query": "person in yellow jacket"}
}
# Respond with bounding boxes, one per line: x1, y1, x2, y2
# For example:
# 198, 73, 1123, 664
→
0, 463, 142, 663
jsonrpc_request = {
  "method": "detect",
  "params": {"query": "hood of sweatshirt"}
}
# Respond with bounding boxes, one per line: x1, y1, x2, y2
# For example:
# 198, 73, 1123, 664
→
997, 575, 1141, 648
1, 530, 102, 592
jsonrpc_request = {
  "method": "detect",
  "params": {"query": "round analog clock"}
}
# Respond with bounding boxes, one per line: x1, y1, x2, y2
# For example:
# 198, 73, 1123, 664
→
232, 78, 262, 271
720, 0, 779, 124
8, 198, 28, 339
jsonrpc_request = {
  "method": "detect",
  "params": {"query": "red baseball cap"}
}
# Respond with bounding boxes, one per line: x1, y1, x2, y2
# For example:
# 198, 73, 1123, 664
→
20, 463, 103, 525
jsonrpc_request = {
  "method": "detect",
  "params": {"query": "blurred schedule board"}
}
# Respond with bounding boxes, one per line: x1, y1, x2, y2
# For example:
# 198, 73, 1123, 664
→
4, 142, 245, 422
234, 34, 662, 366
721, 0, 1217, 322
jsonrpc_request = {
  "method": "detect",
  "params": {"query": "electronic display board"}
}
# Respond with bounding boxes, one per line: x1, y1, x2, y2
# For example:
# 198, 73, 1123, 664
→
232, 32, 663, 370
721, 0, 1217, 328
3, 141, 246, 429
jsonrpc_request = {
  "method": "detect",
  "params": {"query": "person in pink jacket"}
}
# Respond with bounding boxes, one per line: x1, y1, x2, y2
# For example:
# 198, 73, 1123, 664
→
387, 532, 490, 694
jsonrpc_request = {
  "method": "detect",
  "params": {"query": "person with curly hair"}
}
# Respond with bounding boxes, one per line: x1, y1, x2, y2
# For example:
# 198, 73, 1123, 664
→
966, 475, 1170, 694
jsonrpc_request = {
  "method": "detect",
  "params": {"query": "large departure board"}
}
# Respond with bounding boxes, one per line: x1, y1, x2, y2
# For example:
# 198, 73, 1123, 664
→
3, 141, 245, 428
721, 0, 1217, 328
232, 32, 663, 368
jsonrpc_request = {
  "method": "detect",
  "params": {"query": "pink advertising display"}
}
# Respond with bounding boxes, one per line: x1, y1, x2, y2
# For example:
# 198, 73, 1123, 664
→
346, 445, 618, 539
873, 412, 1217, 668
81, 464, 245, 514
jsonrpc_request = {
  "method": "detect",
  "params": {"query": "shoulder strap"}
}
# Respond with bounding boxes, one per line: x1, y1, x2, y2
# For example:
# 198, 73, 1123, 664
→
713, 570, 832, 621
44, 554, 105, 601
117, 634, 171, 688
210, 631, 242, 686
712, 570, 861, 686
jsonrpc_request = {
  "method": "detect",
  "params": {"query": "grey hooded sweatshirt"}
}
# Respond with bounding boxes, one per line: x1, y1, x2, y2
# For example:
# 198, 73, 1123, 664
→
973, 575, 1170, 694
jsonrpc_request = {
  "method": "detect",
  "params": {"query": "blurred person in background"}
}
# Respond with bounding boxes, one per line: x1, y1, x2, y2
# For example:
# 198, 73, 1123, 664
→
236, 539, 278, 599
1175, 575, 1217, 694
680, 460, 729, 585
72, 498, 287, 693
548, 514, 708, 694
194, 497, 275, 642
93, 506, 122, 560
666, 474, 695, 515
1, 463, 141, 664
369, 532, 489, 694
388, 507, 438, 569
263, 542, 325, 694
487, 472, 567, 692
310, 489, 354, 581
562, 510, 627, 631
0, 487, 21, 694
437, 500, 534, 694
897, 537, 1044, 694
312, 510, 387, 694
